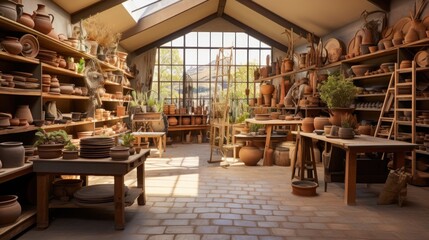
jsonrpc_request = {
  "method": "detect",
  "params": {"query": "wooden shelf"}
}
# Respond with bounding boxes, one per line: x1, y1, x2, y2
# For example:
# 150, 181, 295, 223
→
0, 51, 39, 64
101, 98, 130, 103
0, 125, 37, 136
416, 97, 429, 101
355, 108, 381, 111
0, 163, 33, 184
41, 120, 93, 130
0, 87, 41, 96
93, 116, 129, 123
104, 81, 133, 91
41, 63, 84, 78
356, 93, 386, 97
343, 48, 397, 64
98, 61, 134, 79
167, 114, 207, 117
351, 72, 393, 81
42, 93, 90, 100
254, 65, 316, 82
416, 123, 429, 128
0, 207, 36, 240
416, 150, 429, 156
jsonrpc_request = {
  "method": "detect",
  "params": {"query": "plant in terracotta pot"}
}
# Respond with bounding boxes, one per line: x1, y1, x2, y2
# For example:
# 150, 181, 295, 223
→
121, 132, 135, 155
339, 113, 358, 139
34, 129, 70, 159
62, 142, 79, 160
318, 73, 357, 126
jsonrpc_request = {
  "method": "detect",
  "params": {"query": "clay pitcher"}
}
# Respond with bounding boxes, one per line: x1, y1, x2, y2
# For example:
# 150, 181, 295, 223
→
34, 3, 47, 15
32, 7, 54, 34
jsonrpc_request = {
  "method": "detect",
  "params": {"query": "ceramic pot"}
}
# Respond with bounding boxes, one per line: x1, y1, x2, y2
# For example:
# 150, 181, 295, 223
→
0, 117, 10, 127
168, 117, 177, 126
32, 13, 54, 34
129, 147, 135, 155
260, 84, 274, 95
239, 141, 263, 166
324, 125, 332, 135
0, 0, 21, 21
62, 150, 78, 160
52, 179, 82, 201
116, 106, 126, 117
358, 125, 372, 135
0, 142, 24, 168
17, 12, 34, 28
329, 108, 354, 126
14, 105, 33, 123
37, 144, 64, 159
313, 117, 330, 130
1, 37, 23, 55
195, 117, 202, 125
263, 94, 271, 106
182, 117, 191, 125
404, 28, 419, 44
338, 127, 354, 139
9, 118, 19, 126
34, 3, 47, 15
362, 28, 374, 45
58, 57, 66, 68
301, 117, 314, 133
110, 146, 130, 161
0, 195, 21, 225
283, 59, 294, 72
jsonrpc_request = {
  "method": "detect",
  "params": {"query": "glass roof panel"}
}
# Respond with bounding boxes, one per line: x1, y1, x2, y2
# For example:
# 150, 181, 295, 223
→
123, 0, 180, 22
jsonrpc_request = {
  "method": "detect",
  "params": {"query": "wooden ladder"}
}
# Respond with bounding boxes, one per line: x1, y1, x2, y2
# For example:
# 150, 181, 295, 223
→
373, 70, 396, 139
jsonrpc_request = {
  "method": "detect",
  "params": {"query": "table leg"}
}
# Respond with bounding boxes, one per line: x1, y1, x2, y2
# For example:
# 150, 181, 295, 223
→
114, 175, 125, 230
263, 125, 273, 166
163, 134, 167, 152
393, 151, 406, 170
137, 161, 146, 205
344, 149, 357, 205
158, 136, 163, 158
36, 173, 50, 229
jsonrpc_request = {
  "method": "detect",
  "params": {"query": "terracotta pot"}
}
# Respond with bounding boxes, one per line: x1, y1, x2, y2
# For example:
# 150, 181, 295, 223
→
110, 146, 130, 161
18, 12, 34, 28
239, 141, 262, 166
0, 142, 25, 168
362, 28, 374, 45
329, 108, 354, 126
283, 59, 294, 72
1, 36, 23, 55
168, 117, 178, 126
0, 0, 21, 21
0, 195, 21, 225
339, 127, 354, 139
37, 144, 64, 159
182, 117, 191, 125
324, 125, 332, 135
116, 106, 126, 117
32, 13, 54, 34
14, 105, 33, 124
313, 117, 330, 130
195, 117, 202, 125
52, 179, 82, 201
404, 28, 419, 44
58, 57, 66, 68
260, 84, 274, 95
358, 125, 372, 135
9, 118, 19, 126
34, 3, 47, 15
301, 117, 314, 133
263, 94, 271, 106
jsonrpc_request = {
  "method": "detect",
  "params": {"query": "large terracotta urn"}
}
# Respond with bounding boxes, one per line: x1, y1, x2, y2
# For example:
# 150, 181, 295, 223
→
301, 117, 314, 133
313, 117, 330, 130
239, 141, 263, 166
14, 105, 33, 123
0, 142, 25, 168
0, 195, 21, 225
329, 108, 354, 126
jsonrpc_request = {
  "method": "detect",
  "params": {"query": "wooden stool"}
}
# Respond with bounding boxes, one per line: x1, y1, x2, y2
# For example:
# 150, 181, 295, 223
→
291, 128, 318, 184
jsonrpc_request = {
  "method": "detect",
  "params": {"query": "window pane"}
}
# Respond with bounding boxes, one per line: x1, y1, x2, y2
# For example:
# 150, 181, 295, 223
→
235, 49, 247, 65
197, 83, 210, 101
235, 66, 248, 82
236, 32, 247, 47
223, 32, 235, 47
261, 41, 270, 48
249, 50, 260, 65
249, 35, 260, 48
172, 36, 184, 47
185, 32, 197, 47
185, 49, 197, 65
260, 49, 271, 66
211, 32, 222, 47
160, 66, 171, 81
159, 49, 171, 64
172, 66, 183, 81
160, 82, 172, 101
171, 49, 183, 64
210, 49, 218, 63
198, 32, 210, 47
161, 41, 171, 47
198, 49, 210, 65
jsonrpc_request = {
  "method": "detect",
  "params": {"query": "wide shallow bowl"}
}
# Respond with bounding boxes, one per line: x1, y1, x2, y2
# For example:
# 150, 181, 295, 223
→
351, 64, 373, 77
291, 180, 318, 197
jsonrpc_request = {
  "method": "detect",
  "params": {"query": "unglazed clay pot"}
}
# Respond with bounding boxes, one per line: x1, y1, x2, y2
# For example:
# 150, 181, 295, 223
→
339, 127, 354, 139
110, 146, 130, 161
260, 83, 275, 95
301, 117, 314, 133
1, 37, 23, 55
37, 144, 64, 159
0, 142, 25, 168
182, 117, 191, 125
0, 195, 21, 225
239, 141, 263, 166
195, 117, 202, 125
168, 117, 177, 126
329, 108, 354, 126
14, 105, 33, 123
32, 12, 54, 34
313, 117, 330, 130
17, 12, 34, 28
0, 0, 22, 21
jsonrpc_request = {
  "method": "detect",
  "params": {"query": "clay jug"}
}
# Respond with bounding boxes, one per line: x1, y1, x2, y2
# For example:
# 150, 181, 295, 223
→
239, 141, 263, 166
0, 0, 22, 21
313, 117, 330, 130
17, 12, 34, 28
362, 28, 374, 45
1, 37, 22, 55
302, 117, 315, 133
34, 3, 47, 15
0, 195, 21, 225
14, 105, 33, 123
32, 12, 54, 34
0, 142, 25, 168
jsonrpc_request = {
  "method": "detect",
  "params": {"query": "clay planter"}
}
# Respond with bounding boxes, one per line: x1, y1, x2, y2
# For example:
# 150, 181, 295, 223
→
291, 180, 318, 196
301, 117, 315, 133
14, 105, 33, 123
0, 142, 25, 168
37, 144, 64, 159
0, 0, 21, 21
1, 37, 23, 55
18, 12, 34, 28
260, 84, 275, 95
62, 150, 78, 160
239, 141, 263, 166
0, 195, 21, 225
313, 117, 330, 130
52, 179, 83, 201
110, 146, 130, 161
338, 127, 354, 139
329, 108, 354, 126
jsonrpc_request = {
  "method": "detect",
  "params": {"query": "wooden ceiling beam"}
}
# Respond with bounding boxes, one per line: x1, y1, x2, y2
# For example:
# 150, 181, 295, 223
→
122, 0, 208, 40
217, 0, 227, 17
367, 0, 390, 12
236, 0, 319, 42
222, 14, 288, 53
132, 13, 218, 55
71, 0, 127, 24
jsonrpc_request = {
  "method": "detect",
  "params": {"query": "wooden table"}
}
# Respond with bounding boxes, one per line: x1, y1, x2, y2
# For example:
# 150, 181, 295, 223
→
132, 132, 166, 157
245, 118, 302, 166
293, 132, 416, 205
32, 150, 150, 230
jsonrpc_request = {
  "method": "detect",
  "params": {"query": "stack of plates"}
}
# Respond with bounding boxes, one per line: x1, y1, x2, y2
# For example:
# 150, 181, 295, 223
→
73, 184, 129, 205
79, 136, 114, 158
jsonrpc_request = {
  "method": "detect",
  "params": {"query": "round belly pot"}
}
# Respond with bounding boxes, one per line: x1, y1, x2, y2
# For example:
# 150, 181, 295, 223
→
301, 117, 315, 133
329, 108, 353, 126
0, 195, 21, 225
239, 141, 263, 166
313, 117, 330, 130
0, 142, 25, 168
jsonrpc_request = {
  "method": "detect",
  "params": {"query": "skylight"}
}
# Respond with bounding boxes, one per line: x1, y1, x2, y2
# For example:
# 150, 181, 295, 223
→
123, 0, 180, 22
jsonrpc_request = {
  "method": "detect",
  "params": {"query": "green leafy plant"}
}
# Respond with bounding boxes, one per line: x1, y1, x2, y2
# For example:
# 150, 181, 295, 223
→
64, 142, 78, 151
318, 73, 357, 108
34, 129, 71, 147
341, 113, 358, 129
121, 132, 135, 147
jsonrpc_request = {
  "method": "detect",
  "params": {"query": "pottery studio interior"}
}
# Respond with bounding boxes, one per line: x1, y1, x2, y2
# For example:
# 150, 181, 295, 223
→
1, 0, 429, 239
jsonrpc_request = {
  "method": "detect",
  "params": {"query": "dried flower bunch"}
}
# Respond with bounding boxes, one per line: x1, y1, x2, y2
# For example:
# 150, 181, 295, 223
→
82, 14, 122, 47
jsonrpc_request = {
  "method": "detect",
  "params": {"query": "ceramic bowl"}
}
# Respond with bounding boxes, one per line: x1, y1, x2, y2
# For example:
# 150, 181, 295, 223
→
313, 130, 324, 135
351, 64, 373, 77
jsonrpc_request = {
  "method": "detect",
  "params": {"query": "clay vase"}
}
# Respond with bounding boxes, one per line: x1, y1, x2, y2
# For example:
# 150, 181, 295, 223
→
32, 12, 54, 34
0, 195, 21, 225
0, 142, 25, 168
168, 117, 178, 126
17, 12, 34, 28
313, 117, 330, 130
0, 0, 21, 21
1, 37, 23, 55
239, 141, 263, 166
260, 83, 274, 95
14, 105, 33, 123
329, 108, 353, 126
338, 127, 354, 139
301, 117, 315, 133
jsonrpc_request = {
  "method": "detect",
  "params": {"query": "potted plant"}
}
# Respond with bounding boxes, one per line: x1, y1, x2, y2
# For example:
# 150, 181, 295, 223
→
34, 129, 70, 159
120, 132, 135, 155
318, 73, 357, 126
63, 142, 79, 159
339, 113, 358, 139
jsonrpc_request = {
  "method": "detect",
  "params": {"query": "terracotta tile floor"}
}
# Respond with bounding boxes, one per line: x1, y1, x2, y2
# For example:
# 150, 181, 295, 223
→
19, 143, 429, 240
